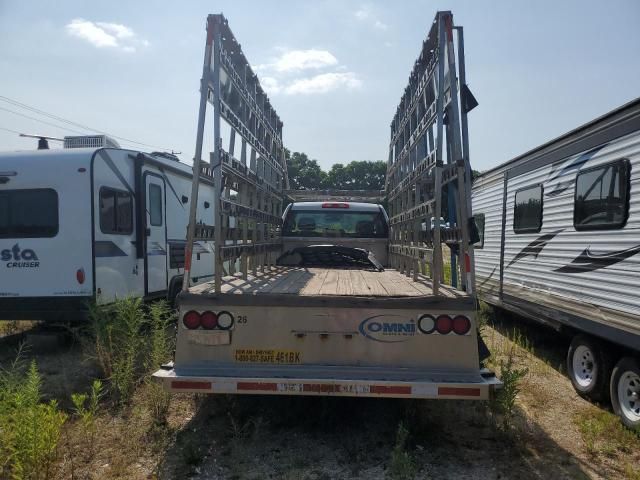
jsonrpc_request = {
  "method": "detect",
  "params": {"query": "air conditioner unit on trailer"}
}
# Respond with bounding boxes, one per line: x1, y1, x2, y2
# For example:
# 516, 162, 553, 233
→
63, 135, 121, 149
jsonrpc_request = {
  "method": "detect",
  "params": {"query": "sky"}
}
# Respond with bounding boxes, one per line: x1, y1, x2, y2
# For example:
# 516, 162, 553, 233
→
0, 0, 639, 172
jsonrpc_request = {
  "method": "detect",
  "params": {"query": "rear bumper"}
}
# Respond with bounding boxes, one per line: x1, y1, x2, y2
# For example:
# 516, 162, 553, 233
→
0, 296, 92, 321
153, 363, 502, 400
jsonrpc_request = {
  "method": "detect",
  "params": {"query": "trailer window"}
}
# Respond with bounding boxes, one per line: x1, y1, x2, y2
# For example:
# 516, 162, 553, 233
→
474, 213, 485, 248
282, 210, 388, 238
149, 184, 163, 226
514, 185, 542, 233
100, 188, 133, 235
574, 159, 630, 231
0, 189, 58, 238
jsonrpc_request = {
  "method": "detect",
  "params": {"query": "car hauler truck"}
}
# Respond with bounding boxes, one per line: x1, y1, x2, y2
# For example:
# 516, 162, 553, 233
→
154, 11, 501, 400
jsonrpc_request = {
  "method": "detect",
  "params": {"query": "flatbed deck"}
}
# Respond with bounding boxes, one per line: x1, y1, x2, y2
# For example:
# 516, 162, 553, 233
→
189, 267, 467, 298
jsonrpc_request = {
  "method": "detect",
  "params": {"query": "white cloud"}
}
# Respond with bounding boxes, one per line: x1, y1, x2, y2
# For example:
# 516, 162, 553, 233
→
261, 76, 282, 95
97, 22, 134, 39
65, 18, 148, 52
256, 48, 361, 95
256, 49, 338, 73
354, 6, 388, 30
284, 72, 362, 95
373, 20, 388, 31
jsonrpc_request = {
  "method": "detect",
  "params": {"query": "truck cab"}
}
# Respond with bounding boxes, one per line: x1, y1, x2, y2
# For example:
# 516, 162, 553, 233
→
281, 202, 389, 266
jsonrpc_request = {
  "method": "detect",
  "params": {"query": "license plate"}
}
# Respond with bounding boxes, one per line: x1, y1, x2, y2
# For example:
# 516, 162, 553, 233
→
187, 330, 231, 346
234, 349, 301, 364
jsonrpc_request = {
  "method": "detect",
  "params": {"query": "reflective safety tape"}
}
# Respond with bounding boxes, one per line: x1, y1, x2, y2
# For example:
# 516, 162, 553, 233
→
438, 386, 481, 397
237, 382, 278, 391
235, 382, 422, 396
169, 379, 486, 398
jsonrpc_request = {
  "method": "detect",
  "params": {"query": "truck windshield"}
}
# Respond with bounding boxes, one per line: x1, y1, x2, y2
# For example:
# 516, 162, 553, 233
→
283, 209, 388, 238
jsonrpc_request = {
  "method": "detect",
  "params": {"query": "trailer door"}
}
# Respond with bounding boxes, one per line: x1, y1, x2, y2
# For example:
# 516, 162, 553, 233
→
144, 174, 167, 296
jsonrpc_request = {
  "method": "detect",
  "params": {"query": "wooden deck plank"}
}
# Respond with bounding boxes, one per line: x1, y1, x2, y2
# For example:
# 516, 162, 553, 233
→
376, 273, 421, 296
318, 269, 340, 295
336, 270, 354, 295
358, 270, 388, 296
196, 266, 465, 298
270, 269, 313, 294
299, 269, 328, 295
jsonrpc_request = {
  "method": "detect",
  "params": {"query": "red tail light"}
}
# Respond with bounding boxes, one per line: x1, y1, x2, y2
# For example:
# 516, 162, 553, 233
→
200, 311, 218, 329
322, 202, 349, 208
183, 310, 201, 329
452, 315, 471, 335
76, 268, 85, 284
435, 315, 453, 334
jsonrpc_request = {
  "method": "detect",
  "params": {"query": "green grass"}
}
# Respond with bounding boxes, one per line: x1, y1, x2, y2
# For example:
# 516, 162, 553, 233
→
575, 406, 640, 458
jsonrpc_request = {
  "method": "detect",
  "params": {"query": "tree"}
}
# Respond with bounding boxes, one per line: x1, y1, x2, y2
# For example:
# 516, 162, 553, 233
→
286, 149, 387, 191
324, 161, 386, 190
285, 150, 327, 190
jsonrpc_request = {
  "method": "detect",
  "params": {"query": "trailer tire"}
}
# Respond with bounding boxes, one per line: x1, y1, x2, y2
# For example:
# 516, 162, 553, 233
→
610, 357, 640, 430
168, 279, 182, 308
566, 335, 612, 402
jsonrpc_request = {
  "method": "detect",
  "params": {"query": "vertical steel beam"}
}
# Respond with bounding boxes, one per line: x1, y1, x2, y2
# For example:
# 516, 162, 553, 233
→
182, 16, 216, 292
432, 12, 447, 294
211, 19, 223, 293
454, 25, 476, 295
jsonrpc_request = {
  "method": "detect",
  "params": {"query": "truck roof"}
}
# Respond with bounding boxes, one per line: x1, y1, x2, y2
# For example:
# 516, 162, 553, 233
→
289, 201, 382, 212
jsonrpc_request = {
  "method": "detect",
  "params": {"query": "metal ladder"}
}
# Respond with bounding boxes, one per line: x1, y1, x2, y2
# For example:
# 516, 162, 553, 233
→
183, 14, 288, 293
386, 11, 478, 295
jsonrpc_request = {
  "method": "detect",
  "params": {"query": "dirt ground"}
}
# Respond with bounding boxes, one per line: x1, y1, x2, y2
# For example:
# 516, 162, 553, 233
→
1, 310, 639, 480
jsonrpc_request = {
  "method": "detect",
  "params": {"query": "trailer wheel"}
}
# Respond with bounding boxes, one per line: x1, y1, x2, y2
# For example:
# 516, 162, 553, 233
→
566, 335, 612, 401
168, 280, 182, 308
610, 357, 640, 430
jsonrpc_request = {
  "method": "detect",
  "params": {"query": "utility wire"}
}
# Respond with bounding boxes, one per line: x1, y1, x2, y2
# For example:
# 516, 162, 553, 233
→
0, 95, 175, 151
0, 125, 23, 135
0, 105, 89, 136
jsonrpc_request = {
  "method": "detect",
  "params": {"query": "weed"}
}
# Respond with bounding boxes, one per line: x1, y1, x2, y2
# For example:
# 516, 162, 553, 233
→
142, 301, 174, 425
0, 356, 67, 480
490, 352, 528, 430
71, 379, 103, 456
88, 297, 148, 404
145, 301, 175, 373
0, 319, 20, 337
477, 301, 493, 335
388, 422, 417, 480
624, 462, 640, 480
227, 411, 267, 444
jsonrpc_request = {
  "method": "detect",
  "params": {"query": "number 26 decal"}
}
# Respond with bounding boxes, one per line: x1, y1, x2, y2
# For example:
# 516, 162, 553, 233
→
237, 315, 248, 324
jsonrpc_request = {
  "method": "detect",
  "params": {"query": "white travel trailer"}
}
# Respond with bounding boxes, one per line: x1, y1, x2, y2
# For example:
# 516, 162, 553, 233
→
0, 136, 215, 321
473, 99, 640, 428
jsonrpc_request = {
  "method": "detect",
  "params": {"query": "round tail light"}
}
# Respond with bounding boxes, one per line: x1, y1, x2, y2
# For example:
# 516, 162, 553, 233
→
216, 311, 234, 330
200, 311, 218, 329
183, 310, 201, 329
452, 315, 471, 335
418, 314, 436, 334
435, 315, 453, 334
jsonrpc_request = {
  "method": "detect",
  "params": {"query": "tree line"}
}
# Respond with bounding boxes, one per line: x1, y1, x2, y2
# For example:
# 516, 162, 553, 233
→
285, 149, 483, 191
286, 150, 387, 190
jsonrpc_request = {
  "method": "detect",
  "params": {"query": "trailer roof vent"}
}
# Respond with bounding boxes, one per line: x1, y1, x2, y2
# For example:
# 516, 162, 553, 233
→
150, 151, 180, 162
63, 135, 121, 149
